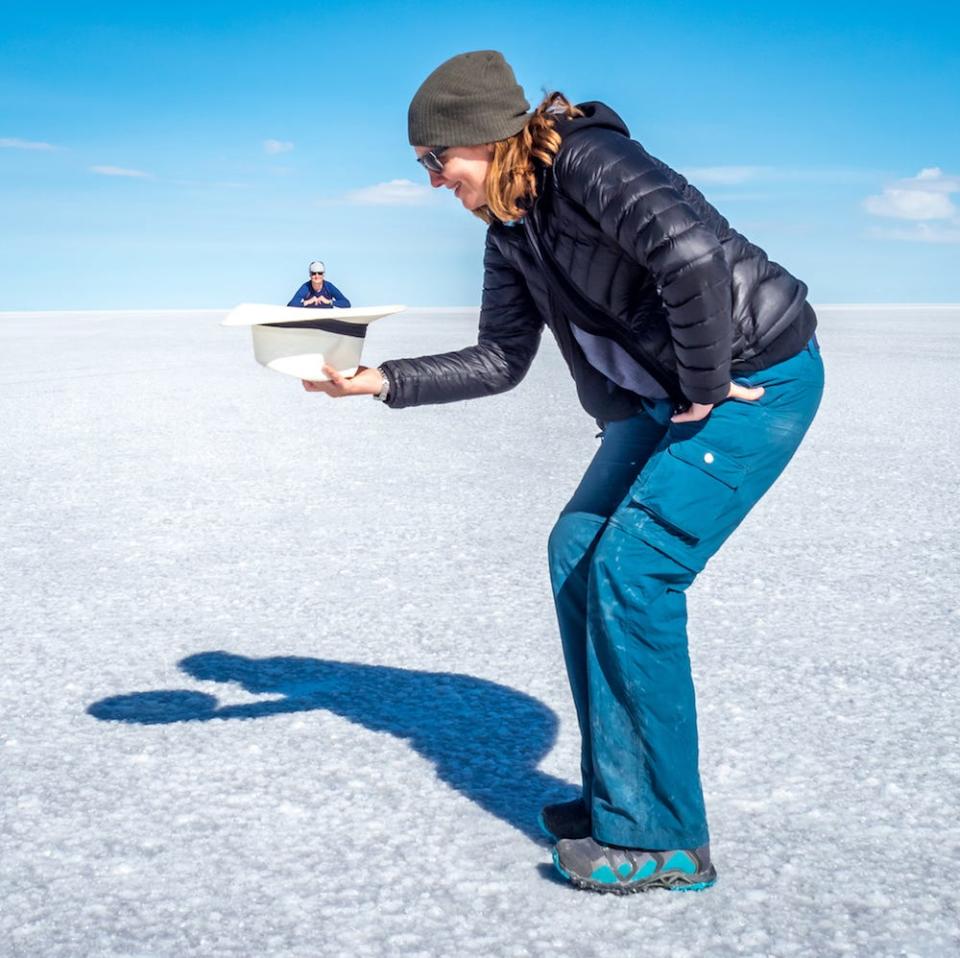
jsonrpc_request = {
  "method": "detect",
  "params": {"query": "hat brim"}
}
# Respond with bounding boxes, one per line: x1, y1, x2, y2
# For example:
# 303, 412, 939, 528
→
223, 303, 406, 380
222, 303, 405, 327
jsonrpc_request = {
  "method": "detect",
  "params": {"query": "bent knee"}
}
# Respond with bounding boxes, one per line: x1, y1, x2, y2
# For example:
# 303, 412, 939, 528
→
590, 523, 695, 596
548, 512, 605, 583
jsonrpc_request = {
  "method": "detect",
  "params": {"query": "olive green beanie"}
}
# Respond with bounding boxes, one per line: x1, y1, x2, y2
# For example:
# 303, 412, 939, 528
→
408, 50, 530, 147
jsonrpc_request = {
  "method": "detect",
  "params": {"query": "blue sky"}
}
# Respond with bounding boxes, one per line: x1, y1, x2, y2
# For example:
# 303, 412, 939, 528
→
2, 0, 958, 309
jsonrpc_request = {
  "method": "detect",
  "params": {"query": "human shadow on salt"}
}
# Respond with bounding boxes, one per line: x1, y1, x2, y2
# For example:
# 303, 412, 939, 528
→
87, 651, 578, 843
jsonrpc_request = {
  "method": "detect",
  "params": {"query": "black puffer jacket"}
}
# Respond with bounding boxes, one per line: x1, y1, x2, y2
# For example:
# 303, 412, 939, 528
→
381, 102, 815, 419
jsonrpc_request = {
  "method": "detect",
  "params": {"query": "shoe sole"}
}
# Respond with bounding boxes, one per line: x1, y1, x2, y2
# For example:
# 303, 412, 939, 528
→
552, 848, 717, 895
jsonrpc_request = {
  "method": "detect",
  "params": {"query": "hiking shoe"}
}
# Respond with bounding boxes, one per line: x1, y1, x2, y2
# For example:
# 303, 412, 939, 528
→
538, 798, 591, 841
553, 836, 717, 894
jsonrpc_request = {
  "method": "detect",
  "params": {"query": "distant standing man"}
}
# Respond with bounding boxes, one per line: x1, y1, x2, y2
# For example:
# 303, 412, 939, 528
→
288, 261, 351, 308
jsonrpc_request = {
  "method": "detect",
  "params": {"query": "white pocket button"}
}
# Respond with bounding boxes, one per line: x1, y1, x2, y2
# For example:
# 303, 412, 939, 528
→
704, 452, 715, 464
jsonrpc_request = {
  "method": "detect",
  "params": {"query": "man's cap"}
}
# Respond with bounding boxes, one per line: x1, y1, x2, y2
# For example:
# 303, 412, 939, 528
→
308, 260, 325, 273
408, 50, 530, 147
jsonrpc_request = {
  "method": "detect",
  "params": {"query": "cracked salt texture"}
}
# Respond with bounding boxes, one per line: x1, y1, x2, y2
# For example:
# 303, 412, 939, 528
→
1, 306, 958, 957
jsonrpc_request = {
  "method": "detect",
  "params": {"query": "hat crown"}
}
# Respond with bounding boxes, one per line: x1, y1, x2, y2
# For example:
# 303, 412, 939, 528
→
408, 50, 530, 148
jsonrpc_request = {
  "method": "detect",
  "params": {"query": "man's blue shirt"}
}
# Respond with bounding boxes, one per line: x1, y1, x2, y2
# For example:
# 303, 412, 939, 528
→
287, 281, 351, 308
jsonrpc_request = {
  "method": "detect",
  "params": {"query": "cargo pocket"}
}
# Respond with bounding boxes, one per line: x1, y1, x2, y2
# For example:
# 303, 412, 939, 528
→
623, 438, 746, 570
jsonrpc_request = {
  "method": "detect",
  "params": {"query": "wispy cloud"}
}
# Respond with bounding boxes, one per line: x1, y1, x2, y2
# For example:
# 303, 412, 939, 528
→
342, 178, 436, 206
863, 167, 958, 220
864, 190, 954, 219
681, 166, 874, 186
263, 139, 294, 155
863, 167, 960, 243
90, 165, 153, 179
681, 166, 773, 185
0, 137, 60, 151
867, 223, 960, 244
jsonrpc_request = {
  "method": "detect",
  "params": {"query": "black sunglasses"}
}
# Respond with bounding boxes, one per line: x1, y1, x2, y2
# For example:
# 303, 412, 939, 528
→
310, 271, 324, 276
416, 146, 449, 174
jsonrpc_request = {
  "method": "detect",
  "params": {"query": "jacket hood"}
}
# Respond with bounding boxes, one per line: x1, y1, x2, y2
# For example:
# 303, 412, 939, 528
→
551, 101, 630, 140
525, 101, 630, 206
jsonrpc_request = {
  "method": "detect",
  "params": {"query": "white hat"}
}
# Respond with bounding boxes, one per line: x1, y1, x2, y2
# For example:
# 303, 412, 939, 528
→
222, 303, 405, 380
308, 260, 325, 273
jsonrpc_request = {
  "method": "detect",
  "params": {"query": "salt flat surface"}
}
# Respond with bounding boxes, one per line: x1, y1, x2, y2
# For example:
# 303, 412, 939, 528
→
1, 306, 958, 957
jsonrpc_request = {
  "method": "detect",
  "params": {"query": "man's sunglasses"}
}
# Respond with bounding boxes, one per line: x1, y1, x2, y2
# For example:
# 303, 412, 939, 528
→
310, 271, 324, 276
416, 146, 449, 175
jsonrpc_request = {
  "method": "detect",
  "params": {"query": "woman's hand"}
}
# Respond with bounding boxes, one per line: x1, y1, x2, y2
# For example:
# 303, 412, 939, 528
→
670, 381, 765, 423
301, 364, 383, 397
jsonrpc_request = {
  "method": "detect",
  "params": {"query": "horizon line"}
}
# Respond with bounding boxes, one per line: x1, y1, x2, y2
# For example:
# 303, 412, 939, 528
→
1, 303, 960, 318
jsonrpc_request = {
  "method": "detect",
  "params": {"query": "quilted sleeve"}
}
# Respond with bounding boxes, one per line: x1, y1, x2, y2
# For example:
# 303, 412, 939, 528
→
379, 233, 544, 408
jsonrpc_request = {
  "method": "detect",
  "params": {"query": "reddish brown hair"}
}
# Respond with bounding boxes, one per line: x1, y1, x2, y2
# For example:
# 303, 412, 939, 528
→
476, 92, 583, 224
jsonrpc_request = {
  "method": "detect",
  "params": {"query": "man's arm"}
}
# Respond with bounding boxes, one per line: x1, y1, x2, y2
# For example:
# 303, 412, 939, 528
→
325, 283, 351, 308
287, 282, 312, 307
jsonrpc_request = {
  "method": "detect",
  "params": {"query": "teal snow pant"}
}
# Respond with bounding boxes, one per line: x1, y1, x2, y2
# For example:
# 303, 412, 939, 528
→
547, 337, 824, 850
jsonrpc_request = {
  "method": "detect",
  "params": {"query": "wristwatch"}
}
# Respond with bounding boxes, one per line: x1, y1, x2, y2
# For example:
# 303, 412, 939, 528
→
373, 369, 390, 402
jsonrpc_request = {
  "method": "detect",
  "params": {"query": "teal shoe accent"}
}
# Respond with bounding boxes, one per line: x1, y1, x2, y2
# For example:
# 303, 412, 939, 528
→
670, 877, 717, 893
536, 810, 553, 842
636, 859, 657, 880
553, 837, 717, 895
590, 864, 619, 884
663, 851, 697, 874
